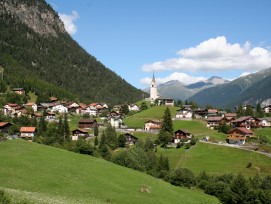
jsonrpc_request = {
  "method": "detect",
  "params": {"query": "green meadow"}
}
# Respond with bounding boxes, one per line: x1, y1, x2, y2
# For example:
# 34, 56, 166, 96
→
163, 142, 271, 177
0, 140, 219, 204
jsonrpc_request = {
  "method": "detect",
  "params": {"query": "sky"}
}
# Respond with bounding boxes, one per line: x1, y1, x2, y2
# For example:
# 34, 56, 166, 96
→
46, 0, 271, 89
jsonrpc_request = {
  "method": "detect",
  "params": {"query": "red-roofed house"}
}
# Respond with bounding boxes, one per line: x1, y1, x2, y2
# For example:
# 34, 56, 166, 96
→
226, 127, 254, 145
20, 127, 37, 139
228, 127, 254, 137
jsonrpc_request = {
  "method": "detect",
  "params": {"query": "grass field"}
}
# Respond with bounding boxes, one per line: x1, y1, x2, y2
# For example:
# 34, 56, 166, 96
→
0, 140, 219, 204
254, 127, 271, 141
164, 142, 271, 177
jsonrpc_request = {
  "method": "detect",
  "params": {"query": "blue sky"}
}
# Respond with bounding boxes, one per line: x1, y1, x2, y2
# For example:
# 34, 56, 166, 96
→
46, 0, 271, 89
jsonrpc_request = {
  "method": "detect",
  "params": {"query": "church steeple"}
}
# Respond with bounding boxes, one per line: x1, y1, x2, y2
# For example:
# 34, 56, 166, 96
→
152, 72, 155, 83
150, 73, 158, 101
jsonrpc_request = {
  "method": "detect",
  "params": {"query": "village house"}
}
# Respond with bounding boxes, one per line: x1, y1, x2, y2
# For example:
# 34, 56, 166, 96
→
157, 98, 175, 106
11, 88, 25, 95
71, 129, 89, 140
3, 103, 23, 117
38, 103, 55, 112
230, 116, 261, 129
229, 127, 254, 137
51, 104, 68, 113
32, 113, 42, 121
222, 113, 237, 124
85, 106, 98, 117
77, 103, 88, 115
206, 116, 224, 129
49, 97, 58, 103
128, 104, 139, 112
45, 112, 56, 121
24, 102, 38, 112
124, 133, 138, 145
108, 115, 123, 128
20, 127, 37, 139
174, 129, 192, 144
175, 105, 193, 120
227, 134, 246, 145
0, 122, 12, 133
144, 120, 161, 132
263, 105, 271, 113
78, 119, 97, 129
259, 118, 271, 128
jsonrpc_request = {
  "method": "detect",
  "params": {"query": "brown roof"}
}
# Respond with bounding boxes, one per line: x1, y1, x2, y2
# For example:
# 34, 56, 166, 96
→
0, 122, 10, 127
229, 127, 253, 134
224, 113, 237, 117
20, 127, 36, 133
72, 128, 88, 133
145, 120, 161, 124
25, 102, 35, 106
206, 117, 223, 121
79, 119, 97, 123
231, 116, 260, 123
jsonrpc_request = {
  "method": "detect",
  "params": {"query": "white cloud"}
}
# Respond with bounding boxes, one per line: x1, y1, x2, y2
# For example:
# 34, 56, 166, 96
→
59, 11, 79, 35
142, 36, 271, 73
140, 72, 207, 85
239, 72, 251, 77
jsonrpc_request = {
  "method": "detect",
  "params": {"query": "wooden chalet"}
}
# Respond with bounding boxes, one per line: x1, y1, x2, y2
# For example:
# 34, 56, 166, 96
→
11, 88, 25, 95
206, 116, 224, 129
124, 133, 138, 145
72, 129, 89, 140
174, 129, 191, 144
228, 127, 254, 137
230, 116, 261, 129
78, 119, 97, 129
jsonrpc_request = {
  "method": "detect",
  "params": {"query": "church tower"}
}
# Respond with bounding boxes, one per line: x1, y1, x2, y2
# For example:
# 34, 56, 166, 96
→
150, 73, 158, 101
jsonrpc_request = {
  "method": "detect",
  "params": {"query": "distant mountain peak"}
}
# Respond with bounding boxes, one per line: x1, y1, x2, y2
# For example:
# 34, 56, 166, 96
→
207, 76, 229, 85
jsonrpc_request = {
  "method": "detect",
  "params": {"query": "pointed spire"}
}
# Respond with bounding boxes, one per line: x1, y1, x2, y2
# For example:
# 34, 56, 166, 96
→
152, 72, 155, 83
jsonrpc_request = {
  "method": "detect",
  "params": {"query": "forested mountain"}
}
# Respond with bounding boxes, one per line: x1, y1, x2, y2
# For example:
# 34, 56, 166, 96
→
0, 0, 143, 105
188, 67, 271, 108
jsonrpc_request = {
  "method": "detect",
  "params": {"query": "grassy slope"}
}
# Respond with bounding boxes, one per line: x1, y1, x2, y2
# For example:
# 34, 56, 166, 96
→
0, 140, 219, 204
175, 142, 271, 177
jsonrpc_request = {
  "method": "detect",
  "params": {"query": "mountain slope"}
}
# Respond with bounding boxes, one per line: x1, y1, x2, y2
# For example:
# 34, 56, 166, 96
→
0, 140, 219, 204
189, 67, 271, 108
0, 0, 143, 104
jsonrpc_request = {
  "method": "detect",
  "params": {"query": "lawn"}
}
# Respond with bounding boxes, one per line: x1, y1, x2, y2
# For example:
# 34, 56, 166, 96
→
0, 140, 219, 204
254, 127, 271, 142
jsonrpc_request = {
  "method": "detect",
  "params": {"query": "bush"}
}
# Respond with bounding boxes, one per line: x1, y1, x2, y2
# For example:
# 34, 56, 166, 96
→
0, 190, 11, 204
169, 168, 196, 188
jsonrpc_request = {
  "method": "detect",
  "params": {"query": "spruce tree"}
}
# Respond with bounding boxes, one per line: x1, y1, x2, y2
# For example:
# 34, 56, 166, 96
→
94, 136, 99, 146
161, 107, 173, 134
94, 124, 99, 137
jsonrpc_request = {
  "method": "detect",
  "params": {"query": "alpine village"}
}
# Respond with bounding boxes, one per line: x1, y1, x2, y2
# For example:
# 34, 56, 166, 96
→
0, 1, 271, 204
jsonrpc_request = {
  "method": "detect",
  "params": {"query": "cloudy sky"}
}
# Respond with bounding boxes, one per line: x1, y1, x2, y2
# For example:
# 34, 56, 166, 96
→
46, 0, 271, 88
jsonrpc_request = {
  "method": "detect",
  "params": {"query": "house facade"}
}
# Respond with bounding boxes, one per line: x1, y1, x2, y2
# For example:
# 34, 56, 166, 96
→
175, 106, 193, 120
78, 119, 97, 129
206, 117, 224, 129
20, 127, 37, 139
124, 133, 138, 145
71, 129, 89, 140
0, 122, 12, 133
174, 129, 191, 144
230, 116, 261, 129
144, 120, 161, 132
128, 104, 139, 112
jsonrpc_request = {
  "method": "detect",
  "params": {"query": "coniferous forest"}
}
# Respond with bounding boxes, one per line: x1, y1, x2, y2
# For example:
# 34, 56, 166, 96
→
0, 0, 144, 105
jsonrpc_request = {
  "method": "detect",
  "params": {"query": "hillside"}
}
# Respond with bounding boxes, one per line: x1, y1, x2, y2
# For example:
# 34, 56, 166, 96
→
0, 0, 143, 104
189, 67, 271, 108
0, 140, 219, 204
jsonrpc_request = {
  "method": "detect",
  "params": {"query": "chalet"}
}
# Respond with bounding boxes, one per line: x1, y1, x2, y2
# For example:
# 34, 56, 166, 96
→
20, 127, 37, 139
230, 116, 261, 129
259, 118, 271, 128
175, 106, 193, 120
3, 103, 21, 116
78, 119, 97, 129
174, 129, 191, 144
226, 134, 246, 145
0, 122, 12, 133
12, 88, 25, 95
144, 120, 161, 132
32, 113, 42, 121
39, 103, 55, 111
66, 102, 79, 113
207, 109, 218, 117
223, 113, 237, 124
206, 117, 224, 129
128, 104, 139, 112
85, 106, 98, 116
227, 127, 254, 145
193, 108, 208, 119
108, 116, 123, 128
263, 105, 271, 113
124, 133, 138, 145
77, 103, 88, 115
51, 104, 68, 113
228, 127, 254, 137
71, 129, 89, 140
157, 98, 174, 106
46, 112, 56, 121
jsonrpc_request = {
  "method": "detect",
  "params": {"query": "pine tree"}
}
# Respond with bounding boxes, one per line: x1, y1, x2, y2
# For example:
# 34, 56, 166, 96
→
99, 131, 107, 148
94, 136, 99, 146
37, 109, 46, 136
94, 124, 99, 137
256, 103, 264, 118
63, 112, 70, 142
161, 107, 173, 134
